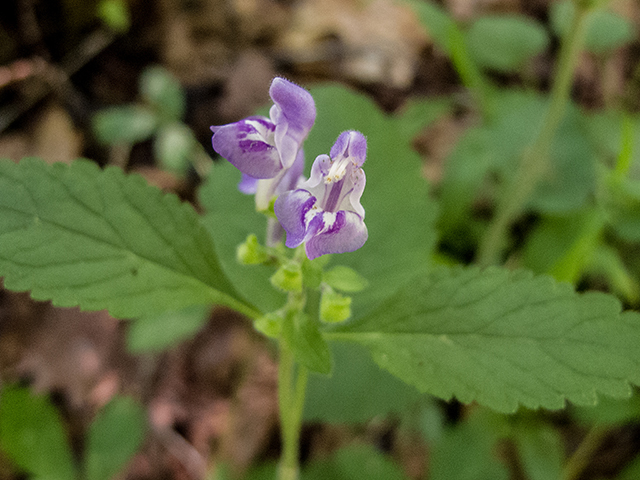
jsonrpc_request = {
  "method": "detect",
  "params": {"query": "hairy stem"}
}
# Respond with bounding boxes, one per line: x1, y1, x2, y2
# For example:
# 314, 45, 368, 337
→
277, 292, 309, 480
476, 2, 594, 266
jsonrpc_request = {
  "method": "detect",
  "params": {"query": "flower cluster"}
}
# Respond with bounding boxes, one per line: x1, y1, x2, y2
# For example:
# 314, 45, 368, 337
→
211, 77, 367, 259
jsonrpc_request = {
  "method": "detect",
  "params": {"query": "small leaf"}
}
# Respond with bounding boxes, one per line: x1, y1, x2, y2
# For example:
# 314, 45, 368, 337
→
284, 311, 332, 375
467, 15, 549, 73
92, 105, 157, 145
154, 123, 194, 174
140, 66, 186, 120
0, 385, 76, 480
403, 0, 456, 55
329, 266, 640, 413
0, 159, 257, 319
97, 0, 130, 32
85, 396, 147, 480
323, 265, 368, 292
551, 1, 635, 54
127, 305, 210, 353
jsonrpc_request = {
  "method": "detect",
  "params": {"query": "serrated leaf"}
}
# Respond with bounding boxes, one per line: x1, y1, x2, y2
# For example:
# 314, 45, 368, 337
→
140, 66, 186, 120
92, 105, 157, 145
0, 385, 76, 480
127, 305, 210, 353
85, 396, 146, 480
467, 15, 549, 73
0, 158, 257, 319
328, 266, 640, 413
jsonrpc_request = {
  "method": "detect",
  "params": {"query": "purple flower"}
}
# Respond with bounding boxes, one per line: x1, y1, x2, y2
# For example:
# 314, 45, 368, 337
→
211, 77, 316, 180
274, 131, 368, 260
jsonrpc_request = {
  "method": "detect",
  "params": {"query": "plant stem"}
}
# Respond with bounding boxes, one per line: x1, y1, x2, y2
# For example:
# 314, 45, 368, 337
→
561, 424, 609, 480
476, 2, 594, 266
277, 290, 310, 480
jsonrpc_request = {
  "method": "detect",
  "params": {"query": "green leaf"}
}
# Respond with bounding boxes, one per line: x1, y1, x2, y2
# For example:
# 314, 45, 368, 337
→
0, 385, 76, 480
198, 163, 286, 314
304, 342, 421, 422
140, 66, 186, 120
303, 444, 408, 480
573, 392, 640, 426
154, 123, 194, 174
85, 396, 146, 480
284, 311, 332, 375
551, 1, 635, 54
429, 413, 508, 480
513, 424, 563, 480
92, 105, 157, 145
403, 0, 456, 55
127, 305, 210, 353
305, 85, 438, 318
323, 266, 368, 292
97, 0, 130, 33
328, 266, 640, 413
528, 106, 598, 214
466, 15, 549, 73
0, 158, 256, 319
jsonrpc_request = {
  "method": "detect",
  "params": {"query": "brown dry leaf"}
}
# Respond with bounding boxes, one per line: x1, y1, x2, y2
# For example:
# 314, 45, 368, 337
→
34, 103, 82, 164
279, 0, 429, 88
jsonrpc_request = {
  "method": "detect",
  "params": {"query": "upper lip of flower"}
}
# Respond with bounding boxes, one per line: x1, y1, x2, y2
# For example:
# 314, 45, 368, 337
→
210, 77, 316, 180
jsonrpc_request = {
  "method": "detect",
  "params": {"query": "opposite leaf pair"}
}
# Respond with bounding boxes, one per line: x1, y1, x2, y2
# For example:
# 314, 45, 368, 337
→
211, 77, 368, 260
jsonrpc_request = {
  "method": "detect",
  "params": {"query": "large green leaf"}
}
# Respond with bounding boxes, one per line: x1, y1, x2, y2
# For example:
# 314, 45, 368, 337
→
0, 158, 257, 319
85, 396, 147, 480
0, 385, 76, 480
304, 85, 439, 318
328, 266, 640, 413
304, 342, 421, 422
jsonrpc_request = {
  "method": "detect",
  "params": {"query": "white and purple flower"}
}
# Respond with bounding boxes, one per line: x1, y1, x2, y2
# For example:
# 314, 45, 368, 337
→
211, 77, 316, 209
274, 131, 368, 260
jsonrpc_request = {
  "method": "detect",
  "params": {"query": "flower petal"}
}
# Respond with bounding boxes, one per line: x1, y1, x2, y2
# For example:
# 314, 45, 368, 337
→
269, 78, 316, 169
330, 130, 367, 167
238, 173, 258, 194
274, 189, 318, 248
211, 117, 281, 179
305, 211, 368, 260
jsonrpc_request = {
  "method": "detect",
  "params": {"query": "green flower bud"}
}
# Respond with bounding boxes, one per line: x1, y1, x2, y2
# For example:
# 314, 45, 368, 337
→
270, 261, 303, 292
254, 311, 284, 338
320, 287, 352, 323
236, 234, 269, 265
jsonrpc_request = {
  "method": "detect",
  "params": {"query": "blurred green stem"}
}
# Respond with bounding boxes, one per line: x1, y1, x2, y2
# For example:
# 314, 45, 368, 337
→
277, 292, 309, 480
561, 424, 609, 480
476, 2, 594, 266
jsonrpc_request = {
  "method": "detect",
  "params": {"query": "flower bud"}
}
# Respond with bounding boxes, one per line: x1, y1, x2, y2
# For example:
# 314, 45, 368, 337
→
236, 234, 269, 265
254, 311, 284, 338
270, 261, 303, 292
320, 287, 352, 323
